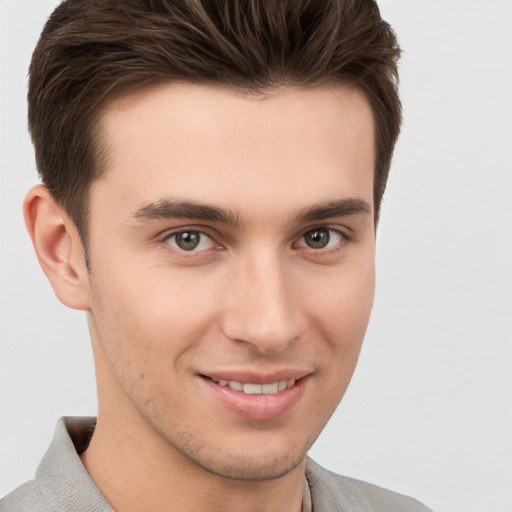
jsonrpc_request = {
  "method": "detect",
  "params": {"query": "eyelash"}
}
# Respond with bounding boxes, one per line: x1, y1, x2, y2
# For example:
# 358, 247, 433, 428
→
162, 229, 219, 255
293, 227, 347, 251
161, 226, 350, 256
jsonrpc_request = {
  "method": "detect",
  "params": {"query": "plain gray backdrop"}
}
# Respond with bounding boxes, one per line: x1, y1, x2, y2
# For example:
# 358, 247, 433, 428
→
1, 1, 511, 511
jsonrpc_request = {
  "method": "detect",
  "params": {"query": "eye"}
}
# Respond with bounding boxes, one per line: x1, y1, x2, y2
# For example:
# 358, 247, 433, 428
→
296, 227, 344, 250
165, 230, 216, 252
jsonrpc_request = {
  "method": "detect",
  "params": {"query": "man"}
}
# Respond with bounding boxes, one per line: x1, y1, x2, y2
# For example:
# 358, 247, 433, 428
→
0, 0, 432, 510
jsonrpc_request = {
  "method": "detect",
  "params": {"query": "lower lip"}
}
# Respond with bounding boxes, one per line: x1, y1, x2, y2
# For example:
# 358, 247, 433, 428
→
200, 376, 309, 421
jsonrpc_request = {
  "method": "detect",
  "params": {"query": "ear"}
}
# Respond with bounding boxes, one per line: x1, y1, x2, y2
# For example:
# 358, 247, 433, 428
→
24, 185, 90, 310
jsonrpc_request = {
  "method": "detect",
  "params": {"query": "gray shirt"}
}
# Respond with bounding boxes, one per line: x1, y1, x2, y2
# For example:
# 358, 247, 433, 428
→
0, 417, 432, 511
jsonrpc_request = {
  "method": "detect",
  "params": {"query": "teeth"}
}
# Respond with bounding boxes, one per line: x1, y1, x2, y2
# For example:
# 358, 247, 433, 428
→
243, 383, 262, 394
262, 383, 279, 394
228, 380, 243, 391
277, 380, 287, 392
211, 377, 296, 394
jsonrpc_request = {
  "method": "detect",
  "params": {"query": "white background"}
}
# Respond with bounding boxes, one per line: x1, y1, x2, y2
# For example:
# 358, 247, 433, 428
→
1, 1, 511, 511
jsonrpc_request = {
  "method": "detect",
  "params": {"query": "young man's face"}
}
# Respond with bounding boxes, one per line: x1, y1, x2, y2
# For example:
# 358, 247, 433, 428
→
85, 84, 376, 480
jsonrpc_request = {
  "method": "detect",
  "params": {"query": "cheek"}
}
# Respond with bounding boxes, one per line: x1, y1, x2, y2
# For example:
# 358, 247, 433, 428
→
88, 261, 223, 365
311, 258, 375, 337
305, 258, 375, 388
87, 270, 217, 415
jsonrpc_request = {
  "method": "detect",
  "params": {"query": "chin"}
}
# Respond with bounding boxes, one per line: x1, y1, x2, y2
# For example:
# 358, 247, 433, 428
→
158, 418, 322, 482
187, 448, 308, 482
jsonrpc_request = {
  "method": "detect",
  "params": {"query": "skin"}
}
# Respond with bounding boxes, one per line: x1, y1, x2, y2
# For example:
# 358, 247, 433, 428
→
25, 84, 376, 512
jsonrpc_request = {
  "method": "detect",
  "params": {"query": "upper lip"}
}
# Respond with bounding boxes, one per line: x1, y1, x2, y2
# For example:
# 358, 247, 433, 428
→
199, 369, 312, 384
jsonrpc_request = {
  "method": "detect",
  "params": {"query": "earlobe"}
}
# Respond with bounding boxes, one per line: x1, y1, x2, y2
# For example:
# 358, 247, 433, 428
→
23, 184, 90, 311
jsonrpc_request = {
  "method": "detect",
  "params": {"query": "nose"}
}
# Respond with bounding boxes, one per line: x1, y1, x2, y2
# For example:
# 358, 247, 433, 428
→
220, 250, 306, 354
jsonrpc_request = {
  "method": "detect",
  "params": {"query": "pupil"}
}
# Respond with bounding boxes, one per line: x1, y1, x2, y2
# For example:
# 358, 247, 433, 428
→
306, 228, 329, 249
176, 231, 200, 250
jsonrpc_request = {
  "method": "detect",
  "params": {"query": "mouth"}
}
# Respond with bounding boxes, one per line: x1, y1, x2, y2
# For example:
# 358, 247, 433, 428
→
198, 373, 309, 421
207, 377, 297, 395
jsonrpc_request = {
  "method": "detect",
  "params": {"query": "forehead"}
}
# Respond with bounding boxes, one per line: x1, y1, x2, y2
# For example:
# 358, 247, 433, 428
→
91, 83, 375, 222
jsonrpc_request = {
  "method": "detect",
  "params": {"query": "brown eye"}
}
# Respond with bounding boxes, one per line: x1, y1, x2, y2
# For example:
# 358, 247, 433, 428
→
297, 228, 344, 250
166, 230, 215, 252
175, 231, 200, 250
304, 228, 330, 249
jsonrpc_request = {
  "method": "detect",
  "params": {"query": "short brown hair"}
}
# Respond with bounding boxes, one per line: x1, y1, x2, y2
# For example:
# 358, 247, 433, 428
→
28, 0, 401, 240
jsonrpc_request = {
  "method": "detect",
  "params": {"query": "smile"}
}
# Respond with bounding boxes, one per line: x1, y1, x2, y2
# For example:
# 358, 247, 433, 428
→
201, 373, 309, 421
210, 378, 296, 394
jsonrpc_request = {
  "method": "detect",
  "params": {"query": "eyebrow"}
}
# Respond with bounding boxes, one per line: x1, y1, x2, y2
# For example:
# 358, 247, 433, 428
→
297, 198, 372, 223
130, 199, 241, 226
130, 197, 371, 226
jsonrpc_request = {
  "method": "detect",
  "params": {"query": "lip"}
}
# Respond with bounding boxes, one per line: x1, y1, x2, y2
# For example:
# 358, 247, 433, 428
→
203, 369, 310, 385
198, 372, 310, 421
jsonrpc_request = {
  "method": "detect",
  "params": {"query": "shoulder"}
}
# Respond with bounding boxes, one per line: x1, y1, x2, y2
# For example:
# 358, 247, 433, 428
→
0, 417, 111, 512
0, 480, 50, 512
0, 471, 107, 512
305, 457, 433, 512
0, 462, 111, 512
